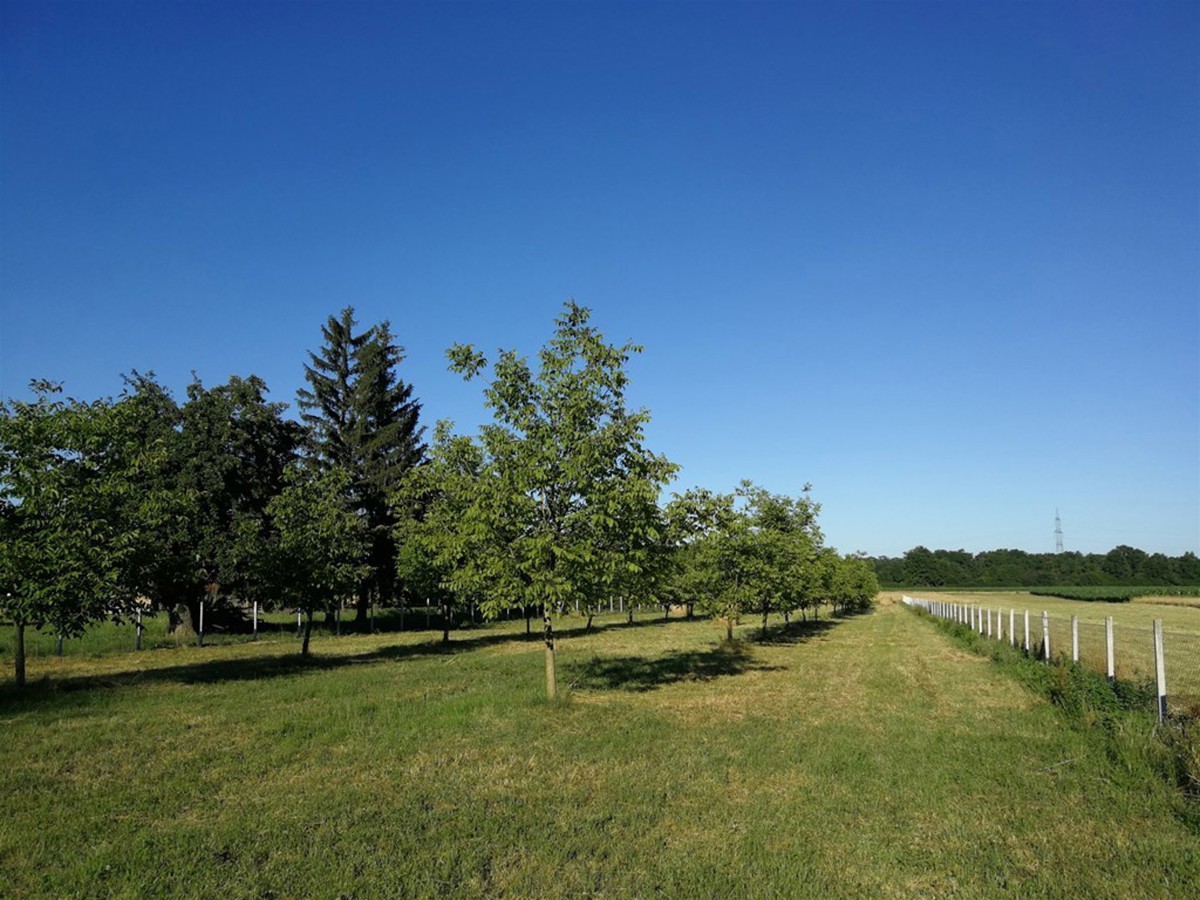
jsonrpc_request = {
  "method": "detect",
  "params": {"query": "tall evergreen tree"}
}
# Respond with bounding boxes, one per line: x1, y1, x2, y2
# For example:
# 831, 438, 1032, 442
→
298, 308, 425, 624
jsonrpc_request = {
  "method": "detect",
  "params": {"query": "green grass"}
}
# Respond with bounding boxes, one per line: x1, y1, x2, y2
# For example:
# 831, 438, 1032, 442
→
1, 597, 1198, 897
905, 589, 1200, 715
1031, 586, 1200, 603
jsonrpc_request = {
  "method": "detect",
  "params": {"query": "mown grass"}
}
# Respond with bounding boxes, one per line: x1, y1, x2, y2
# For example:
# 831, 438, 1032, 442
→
904, 590, 1200, 715
2, 597, 1198, 897
1031, 586, 1200, 603
898, 590, 1200, 634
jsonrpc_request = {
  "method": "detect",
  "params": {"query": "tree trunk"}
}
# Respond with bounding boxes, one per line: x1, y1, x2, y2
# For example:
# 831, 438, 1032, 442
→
301, 609, 314, 657
169, 601, 198, 636
441, 601, 450, 645
525, 607, 532, 636
56, 634, 64, 656
663, 605, 669, 622
686, 603, 694, 619
543, 608, 557, 701
761, 609, 769, 637
725, 617, 733, 642
627, 606, 634, 624
354, 591, 371, 631
784, 610, 790, 625
14, 622, 25, 688
585, 612, 595, 634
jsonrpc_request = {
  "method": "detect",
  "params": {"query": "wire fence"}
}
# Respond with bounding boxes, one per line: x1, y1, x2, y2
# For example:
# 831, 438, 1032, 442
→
902, 596, 1200, 721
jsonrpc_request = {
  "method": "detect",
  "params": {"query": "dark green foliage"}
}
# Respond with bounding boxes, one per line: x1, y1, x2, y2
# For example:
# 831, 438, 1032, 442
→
298, 308, 424, 618
874, 546, 1200, 589
135, 374, 302, 631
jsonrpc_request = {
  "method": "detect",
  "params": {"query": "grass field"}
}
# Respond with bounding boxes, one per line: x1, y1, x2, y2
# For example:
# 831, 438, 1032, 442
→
2, 596, 1198, 897
902, 590, 1200, 714
897, 590, 1200, 633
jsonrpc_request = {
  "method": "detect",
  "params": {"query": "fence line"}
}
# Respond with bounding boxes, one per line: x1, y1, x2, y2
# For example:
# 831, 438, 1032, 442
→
902, 595, 1200, 721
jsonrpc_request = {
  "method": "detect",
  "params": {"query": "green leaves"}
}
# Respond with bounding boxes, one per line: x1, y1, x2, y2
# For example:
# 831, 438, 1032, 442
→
299, 308, 425, 606
0, 382, 178, 646
406, 303, 677, 622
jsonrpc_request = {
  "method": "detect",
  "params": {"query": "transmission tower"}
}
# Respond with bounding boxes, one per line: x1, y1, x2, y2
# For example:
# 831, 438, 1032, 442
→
1054, 509, 1064, 554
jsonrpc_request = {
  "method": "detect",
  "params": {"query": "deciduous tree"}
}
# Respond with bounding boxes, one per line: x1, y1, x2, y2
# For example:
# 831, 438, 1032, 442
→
444, 302, 677, 698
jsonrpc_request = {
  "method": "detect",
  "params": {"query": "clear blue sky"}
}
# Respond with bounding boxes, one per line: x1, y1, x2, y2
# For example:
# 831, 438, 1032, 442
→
2, 1, 1197, 557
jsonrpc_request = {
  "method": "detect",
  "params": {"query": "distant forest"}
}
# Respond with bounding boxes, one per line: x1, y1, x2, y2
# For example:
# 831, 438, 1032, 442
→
869, 545, 1200, 588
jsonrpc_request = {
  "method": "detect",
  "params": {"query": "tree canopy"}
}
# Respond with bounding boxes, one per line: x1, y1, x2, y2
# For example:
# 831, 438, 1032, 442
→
438, 301, 678, 697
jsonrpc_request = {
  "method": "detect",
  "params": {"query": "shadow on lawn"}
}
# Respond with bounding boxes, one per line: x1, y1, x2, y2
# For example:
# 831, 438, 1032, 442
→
568, 642, 777, 693
0, 611, 699, 710
750, 617, 841, 645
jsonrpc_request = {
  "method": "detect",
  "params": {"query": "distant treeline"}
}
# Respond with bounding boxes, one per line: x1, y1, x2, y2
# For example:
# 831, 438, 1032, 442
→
870, 545, 1200, 589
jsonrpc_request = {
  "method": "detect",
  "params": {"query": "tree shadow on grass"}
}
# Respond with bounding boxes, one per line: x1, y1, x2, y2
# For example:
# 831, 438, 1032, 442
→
0, 628, 534, 712
0, 611, 711, 712
750, 617, 841, 645
566, 641, 780, 693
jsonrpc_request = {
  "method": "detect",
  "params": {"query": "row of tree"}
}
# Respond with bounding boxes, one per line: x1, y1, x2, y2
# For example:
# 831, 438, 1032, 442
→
871, 545, 1200, 588
2, 303, 877, 693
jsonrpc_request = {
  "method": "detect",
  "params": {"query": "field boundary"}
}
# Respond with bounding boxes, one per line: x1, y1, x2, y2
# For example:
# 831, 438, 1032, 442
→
902, 595, 1200, 720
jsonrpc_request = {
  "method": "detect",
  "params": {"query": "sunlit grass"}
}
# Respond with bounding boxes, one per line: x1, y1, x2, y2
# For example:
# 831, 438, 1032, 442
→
1, 595, 1196, 897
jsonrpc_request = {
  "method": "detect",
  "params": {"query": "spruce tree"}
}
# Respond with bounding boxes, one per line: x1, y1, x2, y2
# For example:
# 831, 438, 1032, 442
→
298, 308, 425, 624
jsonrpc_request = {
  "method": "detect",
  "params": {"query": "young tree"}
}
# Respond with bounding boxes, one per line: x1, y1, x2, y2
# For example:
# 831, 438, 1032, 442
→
445, 302, 677, 698
266, 466, 369, 656
682, 482, 823, 639
0, 383, 173, 685
299, 309, 425, 625
827, 553, 880, 615
392, 420, 490, 644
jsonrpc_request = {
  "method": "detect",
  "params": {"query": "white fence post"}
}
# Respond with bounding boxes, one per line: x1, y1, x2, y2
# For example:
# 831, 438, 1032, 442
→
1106, 616, 1115, 683
1071, 615, 1078, 663
1024, 610, 1030, 652
1153, 620, 1167, 722
1009, 608, 1015, 647
253, 601, 258, 639
296, 609, 301, 636
986, 608, 992, 639
136, 607, 143, 651
198, 599, 205, 648
996, 607, 1003, 643
1042, 611, 1050, 660
977, 606, 984, 635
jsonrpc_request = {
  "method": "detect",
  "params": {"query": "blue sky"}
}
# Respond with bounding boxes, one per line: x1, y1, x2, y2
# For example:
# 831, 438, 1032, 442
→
2, 1, 1197, 557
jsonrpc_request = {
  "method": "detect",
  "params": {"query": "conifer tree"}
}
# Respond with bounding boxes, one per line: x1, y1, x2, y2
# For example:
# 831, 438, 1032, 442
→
298, 308, 424, 624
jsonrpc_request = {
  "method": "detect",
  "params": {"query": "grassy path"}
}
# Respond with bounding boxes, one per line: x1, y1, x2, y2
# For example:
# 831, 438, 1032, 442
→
1, 598, 1196, 897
